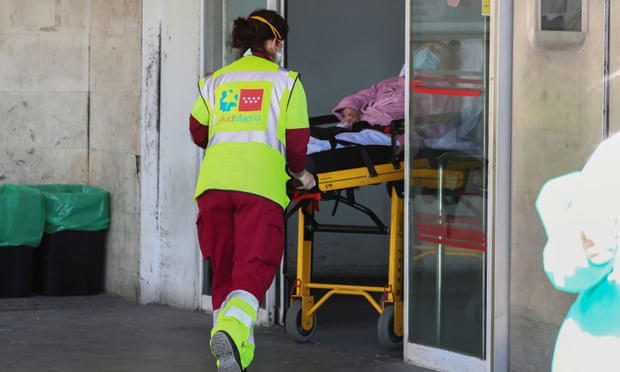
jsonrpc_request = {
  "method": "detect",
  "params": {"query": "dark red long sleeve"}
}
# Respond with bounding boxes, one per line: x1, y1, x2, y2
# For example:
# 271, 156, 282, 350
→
286, 127, 310, 174
190, 114, 209, 148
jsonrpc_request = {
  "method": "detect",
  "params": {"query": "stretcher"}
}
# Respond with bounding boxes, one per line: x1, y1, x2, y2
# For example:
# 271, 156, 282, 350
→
284, 124, 483, 350
284, 73, 485, 349
284, 134, 406, 349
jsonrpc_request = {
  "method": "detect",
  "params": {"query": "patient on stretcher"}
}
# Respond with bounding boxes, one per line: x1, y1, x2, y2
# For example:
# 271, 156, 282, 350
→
307, 40, 469, 156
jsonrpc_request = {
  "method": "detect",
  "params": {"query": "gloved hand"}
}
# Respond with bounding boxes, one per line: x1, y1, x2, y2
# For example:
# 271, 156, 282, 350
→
290, 169, 316, 190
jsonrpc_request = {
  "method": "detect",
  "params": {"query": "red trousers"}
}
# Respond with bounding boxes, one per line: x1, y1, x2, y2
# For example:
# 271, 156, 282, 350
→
196, 190, 284, 310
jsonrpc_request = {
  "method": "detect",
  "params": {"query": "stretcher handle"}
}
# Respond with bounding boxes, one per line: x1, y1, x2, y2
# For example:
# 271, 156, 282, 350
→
290, 176, 319, 192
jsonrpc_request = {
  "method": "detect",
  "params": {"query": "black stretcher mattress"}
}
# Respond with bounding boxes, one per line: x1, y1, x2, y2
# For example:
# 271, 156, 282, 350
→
306, 145, 396, 174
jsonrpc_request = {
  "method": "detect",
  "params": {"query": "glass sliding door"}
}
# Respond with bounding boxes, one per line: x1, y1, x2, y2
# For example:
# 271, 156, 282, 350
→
405, 0, 490, 369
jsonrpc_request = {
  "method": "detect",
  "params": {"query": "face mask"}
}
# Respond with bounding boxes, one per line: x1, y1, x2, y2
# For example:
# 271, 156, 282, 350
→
273, 51, 283, 65
272, 39, 283, 65
413, 48, 440, 70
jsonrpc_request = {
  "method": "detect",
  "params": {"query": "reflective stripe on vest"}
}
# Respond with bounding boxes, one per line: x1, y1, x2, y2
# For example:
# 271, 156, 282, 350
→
200, 69, 297, 157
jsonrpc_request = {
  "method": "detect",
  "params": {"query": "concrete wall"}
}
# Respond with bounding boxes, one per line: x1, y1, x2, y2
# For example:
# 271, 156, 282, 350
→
90, 0, 143, 301
509, 1, 615, 370
0, 0, 203, 309
0, 0, 143, 300
0, 0, 90, 184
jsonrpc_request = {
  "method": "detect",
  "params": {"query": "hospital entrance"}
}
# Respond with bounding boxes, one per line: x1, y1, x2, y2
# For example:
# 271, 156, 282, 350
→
284, 0, 490, 370
200, 0, 491, 370
192, 0, 620, 369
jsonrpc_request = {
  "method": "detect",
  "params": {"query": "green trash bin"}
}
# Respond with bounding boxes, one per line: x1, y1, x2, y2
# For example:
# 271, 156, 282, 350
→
0, 184, 45, 297
29, 184, 110, 296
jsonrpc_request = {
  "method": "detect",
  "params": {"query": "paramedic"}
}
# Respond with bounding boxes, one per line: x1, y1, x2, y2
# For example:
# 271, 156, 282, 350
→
536, 132, 620, 372
189, 9, 315, 372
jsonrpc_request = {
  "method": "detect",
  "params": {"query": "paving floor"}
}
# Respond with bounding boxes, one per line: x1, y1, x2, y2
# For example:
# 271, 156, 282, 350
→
0, 293, 433, 372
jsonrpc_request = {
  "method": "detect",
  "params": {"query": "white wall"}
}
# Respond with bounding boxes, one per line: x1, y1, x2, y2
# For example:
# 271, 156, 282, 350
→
139, 0, 204, 309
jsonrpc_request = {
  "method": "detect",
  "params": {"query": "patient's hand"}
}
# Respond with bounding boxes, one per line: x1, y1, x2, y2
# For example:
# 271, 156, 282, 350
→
341, 107, 361, 127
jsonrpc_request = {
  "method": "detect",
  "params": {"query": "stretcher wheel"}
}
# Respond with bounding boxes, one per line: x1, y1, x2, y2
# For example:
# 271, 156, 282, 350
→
285, 299, 316, 343
377, 305, 402, 349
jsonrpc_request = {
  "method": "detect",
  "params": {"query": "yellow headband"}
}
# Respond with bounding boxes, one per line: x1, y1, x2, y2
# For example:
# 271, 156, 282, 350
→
249, 15, 282, 40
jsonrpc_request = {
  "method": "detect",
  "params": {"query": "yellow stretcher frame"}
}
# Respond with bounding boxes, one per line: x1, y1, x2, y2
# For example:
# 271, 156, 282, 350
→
285, 154, 480, 349
285, 160, 406, 349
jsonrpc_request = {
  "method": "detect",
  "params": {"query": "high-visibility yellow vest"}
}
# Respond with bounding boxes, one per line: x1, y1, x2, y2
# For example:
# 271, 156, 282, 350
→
191, 55, 309, 208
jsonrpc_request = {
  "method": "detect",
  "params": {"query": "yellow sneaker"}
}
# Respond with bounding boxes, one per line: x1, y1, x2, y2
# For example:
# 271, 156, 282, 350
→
211, 330, 246, 372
